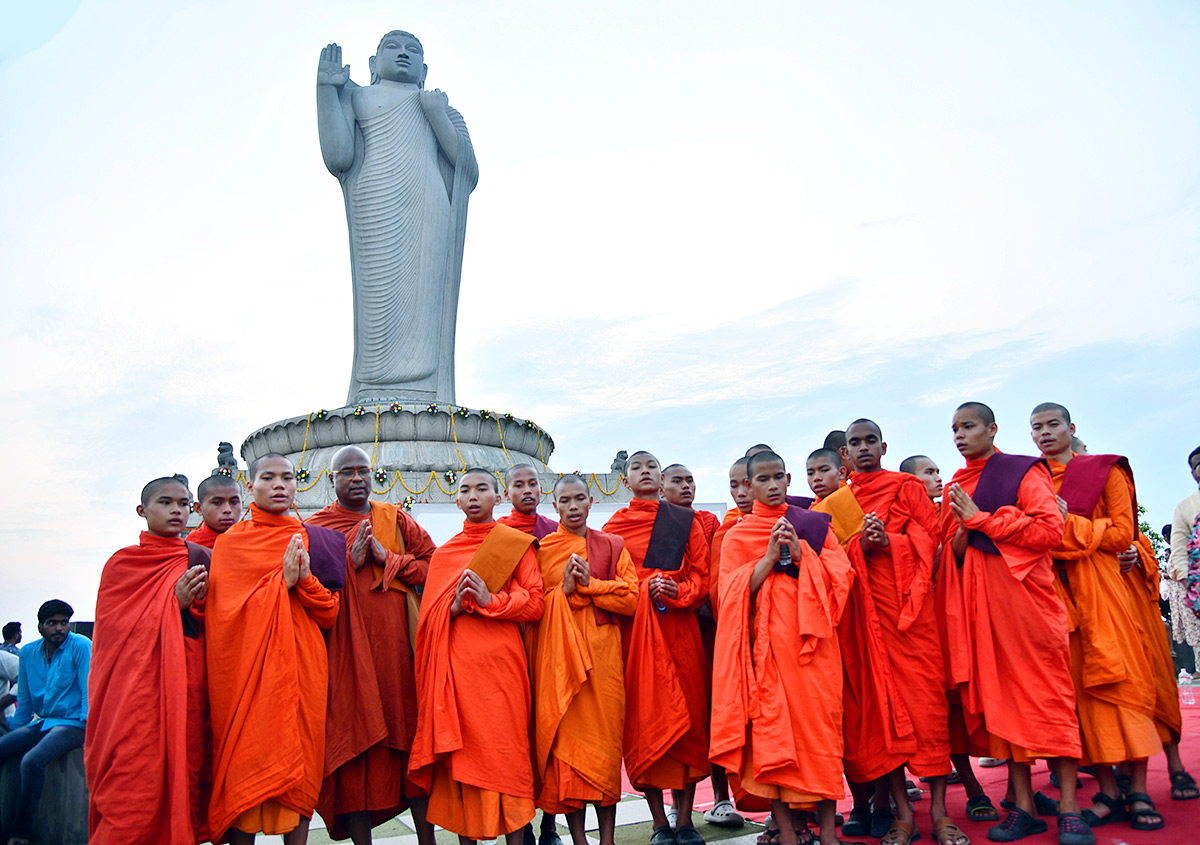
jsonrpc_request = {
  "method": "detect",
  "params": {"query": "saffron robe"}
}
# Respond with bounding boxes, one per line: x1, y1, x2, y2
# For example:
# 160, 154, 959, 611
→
1127, 531, 1183, 744
603, 498, 711, 791
936, 454, 1080, 761
409, 520, 544, 839
710, 502, 853, 803
1049, 458, 1160, 764
306, 501, 436, 838
525, 527, 638, 812
834, 470, 949, 781
206, 505, 341, 841
186, 522, 222, 550
87, 532, 211, 844
695, 509, 722, 545
499, 510, 559, 539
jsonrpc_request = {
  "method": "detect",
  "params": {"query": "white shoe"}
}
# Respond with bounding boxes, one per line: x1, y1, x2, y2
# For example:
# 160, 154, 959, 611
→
703, 800, 745, 827
667, 808, 678, 830
978, 757, 1007, 768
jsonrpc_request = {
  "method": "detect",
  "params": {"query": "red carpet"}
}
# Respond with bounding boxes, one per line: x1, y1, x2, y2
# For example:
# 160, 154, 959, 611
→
622, 693, 1200, 843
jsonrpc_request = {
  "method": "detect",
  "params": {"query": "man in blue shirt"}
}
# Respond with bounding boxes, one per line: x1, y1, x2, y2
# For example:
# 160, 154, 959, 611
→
0, 599, 90, 845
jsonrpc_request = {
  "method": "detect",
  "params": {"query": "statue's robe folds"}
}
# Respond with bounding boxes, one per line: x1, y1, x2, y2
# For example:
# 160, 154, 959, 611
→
710, 502, 853, 806
524, 528, 638, 813
409, 521, 544, 840
206, 506, 342, 842
306, 501, 436, 839
814, 471, 949, 783
935, 453, 1080, 762
1048, 456, 1160, 764
339, 83, 478, 403
1126, 531, 1183, 744
603, 499, 710, 791
87, 533, 211, 845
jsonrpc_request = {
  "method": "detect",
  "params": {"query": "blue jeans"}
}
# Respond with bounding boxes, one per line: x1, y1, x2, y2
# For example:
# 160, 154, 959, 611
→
0, 724, 85, 837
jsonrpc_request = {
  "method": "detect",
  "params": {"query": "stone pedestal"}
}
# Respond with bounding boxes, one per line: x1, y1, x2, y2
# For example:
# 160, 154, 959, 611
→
0, 745, 88, 845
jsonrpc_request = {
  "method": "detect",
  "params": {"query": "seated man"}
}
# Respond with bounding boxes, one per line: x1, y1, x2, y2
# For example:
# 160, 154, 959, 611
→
409, 468, 545, 845
87, 474, 211, 844
206, 453, 344, 845
525, 475, 638, 845
187, 475, 245, 549
0, 599, 91, 845
710, 450, 854, 845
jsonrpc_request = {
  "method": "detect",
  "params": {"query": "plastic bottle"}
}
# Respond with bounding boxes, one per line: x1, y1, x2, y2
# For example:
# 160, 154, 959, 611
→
1180, 669, 1195, 706
652, 575, 666, 612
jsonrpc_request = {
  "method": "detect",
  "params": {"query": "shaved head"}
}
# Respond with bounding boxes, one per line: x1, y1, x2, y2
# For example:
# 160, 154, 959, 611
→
197, 475, 239, 504
553, 474, 590, 496
504, 463, 538, 486
731, 456, 749, 471
956, 402, 995, 426
627, 449, 657, 465
746, 450, 786, 477
822, 430, 846, 451
1030, 402, 1070, 424
662, 463, 687, 475
462, 467, 499, 492
332, 445, 372, 469
249, 452, 293, 481
141, 474, 190, 505
899, 455, 930, 475
744, 443, 773, 457
846, 418, 881, 437
807, 447, 842, 467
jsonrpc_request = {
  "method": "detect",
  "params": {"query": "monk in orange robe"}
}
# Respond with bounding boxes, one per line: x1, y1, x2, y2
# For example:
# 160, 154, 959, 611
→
306, 445, 437, 845
409, 468, 545, 845
187, 475, 244, 549
826, 421, 961, 845
1117, 536, 1193, 800
899, 456, 942, 508
500, 463, 559, 540
207, 454, 343, 844
710, 450, 855, 845
602, 451, 710, 845
524, 474, 638, 845
663, 463, 722, 543
87, 475, 211, 844
1030, 403, 1163, 831
937, 402, 1085, 845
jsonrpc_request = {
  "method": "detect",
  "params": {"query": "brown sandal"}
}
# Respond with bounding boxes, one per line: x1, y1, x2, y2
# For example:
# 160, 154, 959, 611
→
880, 820, 918, 845
933, 818, 969, 845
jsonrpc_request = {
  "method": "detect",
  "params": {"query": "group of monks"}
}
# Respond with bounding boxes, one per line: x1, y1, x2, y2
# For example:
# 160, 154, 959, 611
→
77, 400, 1193, 845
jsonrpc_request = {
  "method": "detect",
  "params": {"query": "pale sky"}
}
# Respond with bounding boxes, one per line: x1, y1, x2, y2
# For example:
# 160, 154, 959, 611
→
2, 0, 1198, 631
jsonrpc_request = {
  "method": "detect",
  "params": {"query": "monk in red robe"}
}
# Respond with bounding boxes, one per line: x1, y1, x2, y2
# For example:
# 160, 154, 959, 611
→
710, 450, 855, 845
899, 456, 942, 506
306, 445, 437, 845
207, 454, 343, 844
937, 402, 1085, 845
832, 420, 963, 845
409, 468, 545, 845
525, 474, 638, 845
87, 474, 211, 844
603, 451, 710, 845
500, 463, 558, 540
188, 475, 244, 548
663, 464, 722, 543
1030, 403, 1162, 832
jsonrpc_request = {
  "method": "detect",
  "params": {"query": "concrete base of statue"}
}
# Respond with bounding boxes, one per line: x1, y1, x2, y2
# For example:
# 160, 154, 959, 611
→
238, 404, 630, 516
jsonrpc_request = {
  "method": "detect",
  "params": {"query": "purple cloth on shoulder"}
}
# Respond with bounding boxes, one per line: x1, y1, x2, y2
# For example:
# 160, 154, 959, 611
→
786, 494, 815, 509
533, 514, 559, 540
771, 505, 833, 577
1059, 454, 1134, 522
967, 453, 1047, 555
305, 523, 347, 591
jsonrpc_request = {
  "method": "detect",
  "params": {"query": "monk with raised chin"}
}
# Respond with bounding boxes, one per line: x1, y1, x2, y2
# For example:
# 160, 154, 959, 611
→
899, 457, 942, 506
937, 403, 1086, 845
664, 464, 721, 544
87, 475, 211, 844
409, 468, 545, 845
710, 451, 856, 845
835, 420, 962, 845
525, 475, 638, 845
188, 476, 244, 549
206, 454, 344, 845
1029, 403, 1162, 832
603, 451, 710, 845
500, 464, 558, 540
306, 446, 437, 845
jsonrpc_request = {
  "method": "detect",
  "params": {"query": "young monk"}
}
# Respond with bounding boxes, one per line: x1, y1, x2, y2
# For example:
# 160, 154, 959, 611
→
1029, 403, 1162, 833
806, 450, 846, 503
525, 475, 638, 845
306, 446, 437, 845
899, 456, 942, 504
207, 453, 344, 845
832, 421, 962, 845
748, 445, 815, 508
937, 403, 1085, 845
409, 468, 545, 845
603, 451, 710, 845
663, 464, 721, 543
188, 475, 244, 549
710, 450, 856, 845
87, 474, 211, 844
500, 464, 558, 539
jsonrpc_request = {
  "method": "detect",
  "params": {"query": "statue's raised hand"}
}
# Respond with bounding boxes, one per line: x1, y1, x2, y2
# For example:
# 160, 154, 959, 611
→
421, 88, 450, 114
318, 43, 350, 88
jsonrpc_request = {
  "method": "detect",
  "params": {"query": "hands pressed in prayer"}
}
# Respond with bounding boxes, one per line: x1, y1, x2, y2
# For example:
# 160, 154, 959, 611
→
945, 483, 980, 523
282, 533, 310, 588
451, 568, 492, 616
860, 512, 890, 552
175, 564, 208, 609
562, 553, 589, 595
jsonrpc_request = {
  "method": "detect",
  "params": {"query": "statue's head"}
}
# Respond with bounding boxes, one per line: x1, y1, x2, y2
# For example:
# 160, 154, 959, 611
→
370, 30, 427, 87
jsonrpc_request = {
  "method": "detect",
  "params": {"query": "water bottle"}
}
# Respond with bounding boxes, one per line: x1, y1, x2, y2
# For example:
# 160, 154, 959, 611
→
1180, 669, 1195, 706
778, 542, 792, 567
652, 575, 666, 612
